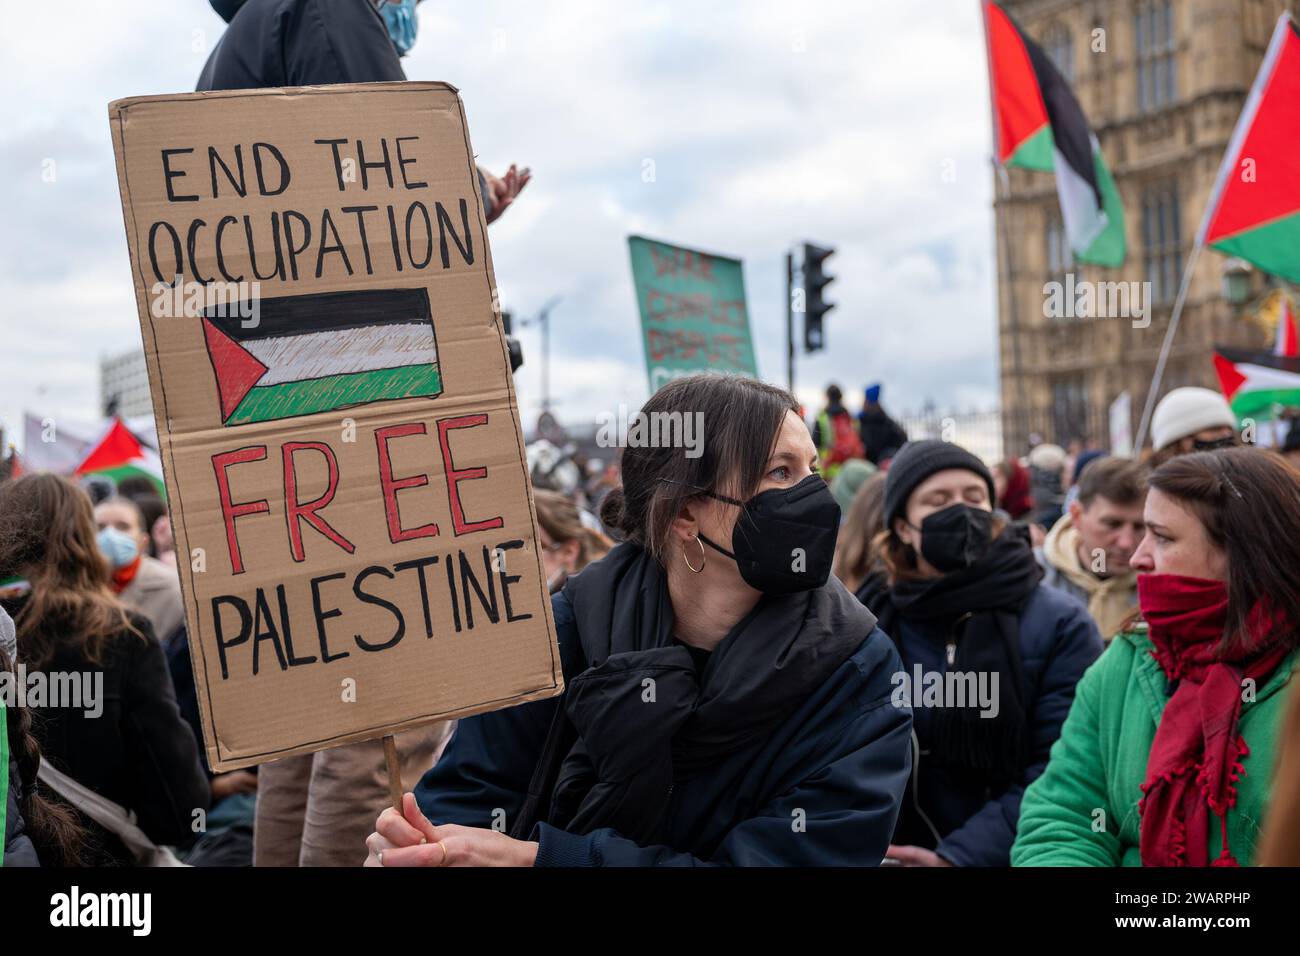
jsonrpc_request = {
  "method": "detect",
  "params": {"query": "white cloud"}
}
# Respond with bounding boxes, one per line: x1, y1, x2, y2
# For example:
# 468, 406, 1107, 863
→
0, 0, 1002, 447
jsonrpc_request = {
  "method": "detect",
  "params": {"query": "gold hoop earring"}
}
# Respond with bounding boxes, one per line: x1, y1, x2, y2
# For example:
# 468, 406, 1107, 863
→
682, 534, 706, 573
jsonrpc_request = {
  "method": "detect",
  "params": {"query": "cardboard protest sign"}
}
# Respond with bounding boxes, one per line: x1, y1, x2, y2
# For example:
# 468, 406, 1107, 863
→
108, 82, 562, 772
627, 235, 758, 392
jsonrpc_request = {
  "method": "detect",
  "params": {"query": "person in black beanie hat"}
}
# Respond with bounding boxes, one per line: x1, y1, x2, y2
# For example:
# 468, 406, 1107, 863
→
858, 439, 1102, 866
880, 440, 996, 533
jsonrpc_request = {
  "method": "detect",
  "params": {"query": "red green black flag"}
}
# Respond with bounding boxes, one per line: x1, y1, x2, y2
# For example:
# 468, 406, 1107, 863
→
1201, 14, 1300, 283
983, 0, 1126, 267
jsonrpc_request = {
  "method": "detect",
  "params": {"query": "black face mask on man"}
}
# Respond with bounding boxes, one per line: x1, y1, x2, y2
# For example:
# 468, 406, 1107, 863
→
909, 502, 994, 573
696, 474, 842, 594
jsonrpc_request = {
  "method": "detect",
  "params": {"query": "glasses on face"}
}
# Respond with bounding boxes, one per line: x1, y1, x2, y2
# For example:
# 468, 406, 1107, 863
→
1192, 436, 1236, 451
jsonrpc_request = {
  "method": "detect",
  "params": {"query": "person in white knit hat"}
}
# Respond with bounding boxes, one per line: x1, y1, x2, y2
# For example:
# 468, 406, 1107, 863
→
1150, 387, 1237, 466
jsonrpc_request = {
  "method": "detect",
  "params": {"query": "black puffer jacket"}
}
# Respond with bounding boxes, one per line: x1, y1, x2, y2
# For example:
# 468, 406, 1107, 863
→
197, 0, 405, 91
417, 546, 914, 866
196, 1, 495, 219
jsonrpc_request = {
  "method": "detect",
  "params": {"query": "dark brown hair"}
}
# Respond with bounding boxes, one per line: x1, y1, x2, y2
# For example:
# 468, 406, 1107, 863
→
0, 474, 141, 669
1076, 456, 1148, 508
833, 472, 887, 593
599, 374, 800, 564
1148, 447, 1300, 654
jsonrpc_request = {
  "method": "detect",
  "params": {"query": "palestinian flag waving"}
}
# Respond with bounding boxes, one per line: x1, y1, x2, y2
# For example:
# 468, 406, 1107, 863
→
74, 418, 165, 496
982, 0, 1126, 266
202, 287, 441, 427
1201, 15, 1300, 283
1214, 347, 1300, 422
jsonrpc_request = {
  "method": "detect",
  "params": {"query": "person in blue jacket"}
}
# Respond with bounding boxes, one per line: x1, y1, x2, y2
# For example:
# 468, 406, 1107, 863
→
856, 439, 1102, 867
365, 373, 913, 867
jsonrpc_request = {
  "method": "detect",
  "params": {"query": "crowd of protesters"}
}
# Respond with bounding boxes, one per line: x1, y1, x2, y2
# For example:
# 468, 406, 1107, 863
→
6, 0, 1300, 871
352, 376, 1300, 868
7, 366, 1300, 869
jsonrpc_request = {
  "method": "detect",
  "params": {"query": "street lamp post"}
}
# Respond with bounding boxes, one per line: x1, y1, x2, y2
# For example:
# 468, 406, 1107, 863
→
518, 295, 563, 411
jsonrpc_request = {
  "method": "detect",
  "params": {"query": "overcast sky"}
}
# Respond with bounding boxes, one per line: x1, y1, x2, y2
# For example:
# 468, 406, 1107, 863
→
0, 0, 999, 447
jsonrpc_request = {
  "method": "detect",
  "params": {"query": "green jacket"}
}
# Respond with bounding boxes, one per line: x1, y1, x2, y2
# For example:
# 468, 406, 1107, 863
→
1012, 624, 1299, 866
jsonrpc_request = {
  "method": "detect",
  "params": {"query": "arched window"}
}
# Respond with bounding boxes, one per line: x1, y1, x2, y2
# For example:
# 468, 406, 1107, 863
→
1135, 0, 1176, 112
1046, 211, 1073, 282
1043, 22, 1074, 84
1142, 181, 1182, 305
1051, 374, 1090, 446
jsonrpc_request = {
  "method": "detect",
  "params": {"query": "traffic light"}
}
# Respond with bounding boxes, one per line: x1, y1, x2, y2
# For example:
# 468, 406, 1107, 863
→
500, 310, 524, 373
801, 242, 835, 353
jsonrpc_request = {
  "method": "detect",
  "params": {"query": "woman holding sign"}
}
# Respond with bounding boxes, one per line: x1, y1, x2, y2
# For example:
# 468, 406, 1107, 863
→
365, 373, 913, 866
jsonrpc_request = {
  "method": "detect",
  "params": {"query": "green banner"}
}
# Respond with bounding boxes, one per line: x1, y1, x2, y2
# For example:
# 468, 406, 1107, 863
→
627, 235, 758, 391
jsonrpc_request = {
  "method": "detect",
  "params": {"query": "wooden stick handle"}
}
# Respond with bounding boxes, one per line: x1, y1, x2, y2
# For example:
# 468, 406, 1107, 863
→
382, 734, 403, 813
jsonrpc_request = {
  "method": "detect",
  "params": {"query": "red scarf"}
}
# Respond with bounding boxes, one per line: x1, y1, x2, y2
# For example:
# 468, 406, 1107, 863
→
1137, 574, 1291, 867
110, 555, 142, 594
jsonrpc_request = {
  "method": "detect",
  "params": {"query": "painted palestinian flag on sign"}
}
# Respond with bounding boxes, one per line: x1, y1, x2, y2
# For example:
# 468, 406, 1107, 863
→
74, 418, 165, 496
202, 288, 442, 427
1201, 15, 1300, 283
982, 0, 1125, 266
1214, 347, 1300, 422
